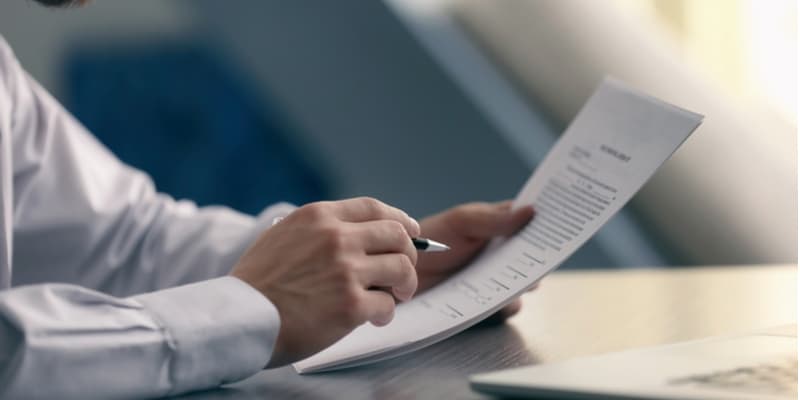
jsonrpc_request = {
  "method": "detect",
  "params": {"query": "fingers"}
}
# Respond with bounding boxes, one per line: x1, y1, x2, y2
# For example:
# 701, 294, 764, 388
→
500, 298, 523, 317
449, 201, 535, 239
329, 197, 421, 237
354, 220, 418, 262
360, 290, 397, 326
351, 220, 418, 300
356, 253, 417, 301
503, 203, 535, 236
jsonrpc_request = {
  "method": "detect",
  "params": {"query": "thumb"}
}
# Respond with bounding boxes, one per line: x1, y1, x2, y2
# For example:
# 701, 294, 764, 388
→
452, 201, 534, 239
496, 202, 535, 237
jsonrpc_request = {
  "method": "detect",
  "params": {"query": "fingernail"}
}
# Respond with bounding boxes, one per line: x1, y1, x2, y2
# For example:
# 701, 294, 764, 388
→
524, 205, 536, 216
409, 217, 421, 235
395, 287, 414, 302
373, 310, 395, 326
513, 204, 533, 216
396, 290, 410, 302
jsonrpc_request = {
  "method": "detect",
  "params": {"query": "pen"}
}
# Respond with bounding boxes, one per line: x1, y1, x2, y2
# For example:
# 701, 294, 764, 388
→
412, 237, 450, 252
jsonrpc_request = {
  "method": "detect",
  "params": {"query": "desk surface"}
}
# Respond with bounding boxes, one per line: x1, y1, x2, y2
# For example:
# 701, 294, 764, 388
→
180, 264, 796, 400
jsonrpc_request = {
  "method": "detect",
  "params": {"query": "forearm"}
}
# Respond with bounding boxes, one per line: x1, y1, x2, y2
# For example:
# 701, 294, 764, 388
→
6, 33, 296, 295
12, 129, 296, 296
0, 277, 279, 399
128, 200, 297, 293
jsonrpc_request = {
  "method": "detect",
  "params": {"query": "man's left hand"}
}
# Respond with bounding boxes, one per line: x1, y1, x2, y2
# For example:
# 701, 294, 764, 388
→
414, 201, 535, 321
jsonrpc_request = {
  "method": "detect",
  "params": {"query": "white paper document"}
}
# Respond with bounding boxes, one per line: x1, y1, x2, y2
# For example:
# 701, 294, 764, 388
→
294, 78, 703, 374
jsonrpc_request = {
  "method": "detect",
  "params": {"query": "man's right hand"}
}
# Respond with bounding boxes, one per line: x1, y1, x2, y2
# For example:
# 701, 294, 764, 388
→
230, 197, 421, 367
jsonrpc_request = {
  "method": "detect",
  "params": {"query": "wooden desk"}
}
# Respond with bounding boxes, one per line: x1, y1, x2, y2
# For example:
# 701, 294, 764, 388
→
179, 264, 796, 400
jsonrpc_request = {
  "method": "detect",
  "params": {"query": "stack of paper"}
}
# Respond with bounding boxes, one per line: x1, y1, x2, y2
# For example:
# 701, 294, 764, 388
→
294, 78, 703, 374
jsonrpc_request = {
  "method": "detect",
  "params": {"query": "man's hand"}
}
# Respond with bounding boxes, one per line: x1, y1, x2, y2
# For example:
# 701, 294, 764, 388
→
230, 197, 420, 367
415, 201, 535, 319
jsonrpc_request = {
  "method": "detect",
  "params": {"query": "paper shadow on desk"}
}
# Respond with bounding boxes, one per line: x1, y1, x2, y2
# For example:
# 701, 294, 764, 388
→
174, 325, 537, 400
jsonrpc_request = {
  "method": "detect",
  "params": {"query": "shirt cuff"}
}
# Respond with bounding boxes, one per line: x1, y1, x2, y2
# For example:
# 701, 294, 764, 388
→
132, 276, 279, 394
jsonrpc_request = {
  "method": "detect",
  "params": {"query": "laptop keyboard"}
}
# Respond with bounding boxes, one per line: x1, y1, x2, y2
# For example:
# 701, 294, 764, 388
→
669, 357, 798, 396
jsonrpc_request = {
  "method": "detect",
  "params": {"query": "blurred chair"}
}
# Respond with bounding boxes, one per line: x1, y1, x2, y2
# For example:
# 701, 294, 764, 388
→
388, 0, 672, 267
63, 42, 330, 215
389, 0, 796, 265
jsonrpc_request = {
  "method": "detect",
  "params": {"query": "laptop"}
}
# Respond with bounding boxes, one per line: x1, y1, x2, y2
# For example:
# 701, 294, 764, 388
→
470, 325, 797, 399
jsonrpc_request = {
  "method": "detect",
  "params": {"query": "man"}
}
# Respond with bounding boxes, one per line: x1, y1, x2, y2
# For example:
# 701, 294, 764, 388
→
0, 1, 534, 398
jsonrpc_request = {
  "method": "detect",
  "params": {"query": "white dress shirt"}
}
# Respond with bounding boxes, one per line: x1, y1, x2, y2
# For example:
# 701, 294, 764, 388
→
0, 35, 290, 398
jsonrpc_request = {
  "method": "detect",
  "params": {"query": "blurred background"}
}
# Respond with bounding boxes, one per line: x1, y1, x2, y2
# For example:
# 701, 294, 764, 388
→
0, 0, 795, 269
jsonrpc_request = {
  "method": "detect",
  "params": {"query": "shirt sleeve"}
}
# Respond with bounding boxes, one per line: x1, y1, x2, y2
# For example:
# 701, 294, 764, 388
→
0, 36, 288, 397
3, 35, 297, 297
0, 276, 280, 399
